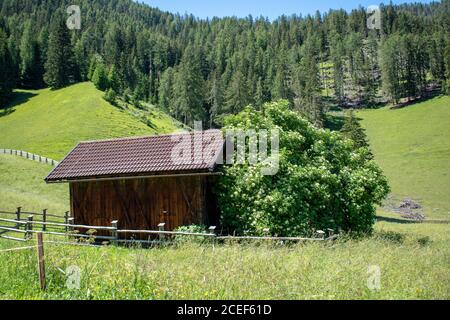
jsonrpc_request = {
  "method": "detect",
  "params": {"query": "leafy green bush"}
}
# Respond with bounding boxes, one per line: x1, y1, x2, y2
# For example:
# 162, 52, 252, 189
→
216, 100, 390, 236
173, 225, 209, 244
103, 88, 117, 106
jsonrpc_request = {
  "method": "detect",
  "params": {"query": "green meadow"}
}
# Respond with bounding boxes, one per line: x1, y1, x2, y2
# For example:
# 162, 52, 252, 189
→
0, 82, 180, 160
358, 96, 450, 220
0, 88, 448, 300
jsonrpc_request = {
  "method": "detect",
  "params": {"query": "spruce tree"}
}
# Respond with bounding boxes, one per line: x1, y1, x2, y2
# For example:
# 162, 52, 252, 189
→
158, 67, 174, 111
44, 16, 77, 89
0, 28, 15, 105
91, 62, 109, 91
340, 110, 372, 158
19, 20, 44, 88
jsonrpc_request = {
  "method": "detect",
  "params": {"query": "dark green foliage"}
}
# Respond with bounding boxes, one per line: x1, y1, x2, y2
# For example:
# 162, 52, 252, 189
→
0, 28, 16, 105
19, 20, 44, 88
340, 110, 372, 152
103, 88, 117, 106
216, 100, 390, 236
91, 63, 109, 91
380, 33, 430, 104
0, 0, 449, 121
44, 16, 77, 89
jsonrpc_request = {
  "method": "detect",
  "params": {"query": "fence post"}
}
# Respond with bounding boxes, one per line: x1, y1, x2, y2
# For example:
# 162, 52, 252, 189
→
111, 220, 118, 246
158, 223, 166, 243
15, 207, 22, 230
316, 230, 325, 239
36, 232, 46, 290
25, 215, 33, 240
68, 218, 75, 240
327, 228, 335, 238
64, 211, 69, 232
209, 226, 217, 247
263, 228, 270, 237
42, 209, 47, 232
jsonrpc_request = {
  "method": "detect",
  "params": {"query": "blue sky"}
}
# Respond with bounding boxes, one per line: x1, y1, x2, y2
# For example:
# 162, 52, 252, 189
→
139, 0, 434, 20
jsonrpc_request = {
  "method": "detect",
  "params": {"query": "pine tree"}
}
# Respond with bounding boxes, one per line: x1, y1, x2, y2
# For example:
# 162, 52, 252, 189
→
0, 28, 15, 105
172, 46, 205, 125
340, 110, 372, 158
445, 39, 450, 94
207, 73, 224, 127
329, 32, 346, 103
91, 62, 109, 91
254, 77, 265, 110
225, 70, 250, 114
158, 67, 174, 111
19, 20, 44, 88
292, 36, 324, 127
44, 16, 77, 89
108, 65, 120, 93
380, 35, 402, 104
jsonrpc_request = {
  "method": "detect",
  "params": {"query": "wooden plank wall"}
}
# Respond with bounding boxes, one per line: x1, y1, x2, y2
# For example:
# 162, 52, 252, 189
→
70, 176, 218, 238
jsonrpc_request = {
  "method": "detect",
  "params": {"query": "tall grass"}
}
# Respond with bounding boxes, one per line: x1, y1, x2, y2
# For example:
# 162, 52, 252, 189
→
0, 218, 448, 300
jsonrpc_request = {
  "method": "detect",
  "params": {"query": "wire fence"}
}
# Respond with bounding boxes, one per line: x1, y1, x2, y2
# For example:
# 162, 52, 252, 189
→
0, 207, 338, 246
0, 149, 59, 166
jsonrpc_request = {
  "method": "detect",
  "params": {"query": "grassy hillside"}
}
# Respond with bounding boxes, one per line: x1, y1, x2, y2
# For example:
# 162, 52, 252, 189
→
0, 155, 68, 214
358, 96, 450, 220
0, 99, 448, 299
0, 82, 180, 160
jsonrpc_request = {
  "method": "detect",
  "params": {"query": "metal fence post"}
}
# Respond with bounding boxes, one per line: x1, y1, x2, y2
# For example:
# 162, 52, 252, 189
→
158, 223, 166, 243
111, 220, 118, 246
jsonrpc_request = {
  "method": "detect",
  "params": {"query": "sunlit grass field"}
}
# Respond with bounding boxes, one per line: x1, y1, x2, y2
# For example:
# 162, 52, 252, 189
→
0, 91, 448, 300
0, 153, 448, 300
0, 218, 448, 300
358, 96, 450, 220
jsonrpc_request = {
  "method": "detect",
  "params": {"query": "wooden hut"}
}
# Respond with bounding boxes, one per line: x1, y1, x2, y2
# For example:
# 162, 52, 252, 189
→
45, 130, 224, 236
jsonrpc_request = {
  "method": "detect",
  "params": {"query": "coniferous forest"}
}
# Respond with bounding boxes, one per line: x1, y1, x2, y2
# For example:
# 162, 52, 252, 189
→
0, 0, 449, 128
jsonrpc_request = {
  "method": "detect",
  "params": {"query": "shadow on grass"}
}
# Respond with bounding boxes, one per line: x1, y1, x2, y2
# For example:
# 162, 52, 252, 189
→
374, 230, 406, 244
0, 91, 38, 118
390, 88, 442, 110
376, 215, 420, 224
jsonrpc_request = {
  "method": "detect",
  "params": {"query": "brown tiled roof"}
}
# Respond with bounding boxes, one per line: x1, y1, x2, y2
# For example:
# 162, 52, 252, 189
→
45, 130, 224, 182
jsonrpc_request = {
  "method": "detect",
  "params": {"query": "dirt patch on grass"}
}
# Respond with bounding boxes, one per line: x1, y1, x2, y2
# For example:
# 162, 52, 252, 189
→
384, 197, 426, 221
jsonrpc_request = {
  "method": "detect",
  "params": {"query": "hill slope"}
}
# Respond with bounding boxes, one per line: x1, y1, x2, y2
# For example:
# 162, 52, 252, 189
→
0, 82, 180, 160
358, 96, 450, 219
0, 155, 68, 213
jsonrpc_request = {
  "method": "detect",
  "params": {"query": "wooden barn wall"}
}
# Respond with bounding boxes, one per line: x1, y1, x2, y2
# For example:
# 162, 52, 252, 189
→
69, 176, 218, 236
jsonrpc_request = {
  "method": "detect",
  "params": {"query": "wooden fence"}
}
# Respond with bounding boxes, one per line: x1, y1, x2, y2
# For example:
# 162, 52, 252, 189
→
0, 149, 59, 166
0, 207, 338, 246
